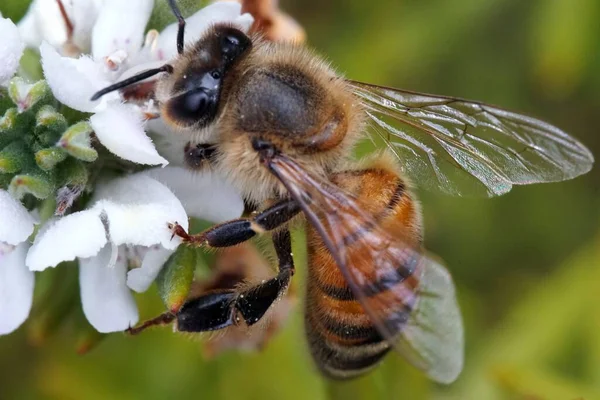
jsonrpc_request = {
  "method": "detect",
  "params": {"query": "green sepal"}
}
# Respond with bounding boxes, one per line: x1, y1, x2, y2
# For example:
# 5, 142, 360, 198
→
9, 166, 55, 200
0, 140, 28, 173
8, 78, 53, 113
28, 263, 79, 345
58, 121, 98, 162
35, 147, 68, 170
156, 245, 198, 313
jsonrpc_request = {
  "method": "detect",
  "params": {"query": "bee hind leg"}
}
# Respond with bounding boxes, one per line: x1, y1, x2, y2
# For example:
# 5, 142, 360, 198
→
176, 229, 295, 332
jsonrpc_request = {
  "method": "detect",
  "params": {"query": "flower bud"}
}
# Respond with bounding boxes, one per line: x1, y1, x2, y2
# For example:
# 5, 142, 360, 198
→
35, 105, 68, 147
156, 246, 198, 313
0, 108, 18, 134
57, 121, 98, 162
8, 78, 53, 113
0, 140, 27, 173
35, 147, 68, 170
9, 169, 55, 200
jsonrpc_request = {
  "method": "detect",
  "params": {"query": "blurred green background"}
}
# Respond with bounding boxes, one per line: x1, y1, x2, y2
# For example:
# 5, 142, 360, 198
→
1, 0, 599, 399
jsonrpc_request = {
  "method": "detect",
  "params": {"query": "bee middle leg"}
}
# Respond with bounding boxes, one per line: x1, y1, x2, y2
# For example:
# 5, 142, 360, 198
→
170, 197, 300, 247
176, 229, 295, 332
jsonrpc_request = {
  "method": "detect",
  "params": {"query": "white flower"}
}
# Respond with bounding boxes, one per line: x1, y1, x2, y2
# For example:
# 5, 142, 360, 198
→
25, 169, 244, 333
0, 16, 25, 85
0, 190, 37, 335
17, 0, 104, 55
40, 1, 253, 167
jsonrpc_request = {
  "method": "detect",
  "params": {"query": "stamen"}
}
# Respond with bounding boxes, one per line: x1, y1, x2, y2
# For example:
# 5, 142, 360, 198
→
55, 0, 74, 41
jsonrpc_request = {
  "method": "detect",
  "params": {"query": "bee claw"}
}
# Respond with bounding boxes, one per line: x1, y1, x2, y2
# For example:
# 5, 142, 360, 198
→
168, 221, 191, 242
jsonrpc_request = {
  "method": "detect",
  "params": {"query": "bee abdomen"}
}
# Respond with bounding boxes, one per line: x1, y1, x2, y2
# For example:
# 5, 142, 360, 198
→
305, 283, 390, 379
304, 160, 422, 379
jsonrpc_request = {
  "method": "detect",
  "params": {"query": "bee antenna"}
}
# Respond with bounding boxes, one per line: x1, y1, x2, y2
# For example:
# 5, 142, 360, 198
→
90, 64, 174, 101
167, 0, 186, 54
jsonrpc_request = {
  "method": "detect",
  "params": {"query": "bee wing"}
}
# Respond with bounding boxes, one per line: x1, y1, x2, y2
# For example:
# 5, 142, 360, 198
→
349, 81, 594, 197
267, 154, 463, 383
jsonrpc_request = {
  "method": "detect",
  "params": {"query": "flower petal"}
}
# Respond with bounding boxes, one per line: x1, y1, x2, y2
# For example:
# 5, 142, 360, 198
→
127, 246, 173, 293
90, 103, 168, 165
0, 190, 36, 245
0, 17, 24, 84
0, 243, 34, 335
26, 210, 107, 271
92, 0, 154, 61
155, 2, 254, 62
26, 0, 65, 50
40, 41, 118, 112
17, 4, 43, 49
92, 173, 188, 249
79, 245, 138, 333
18, 0, 102, 53
146, 118, 190, 167
145, 167, 244, 223
69, 0, 103, 53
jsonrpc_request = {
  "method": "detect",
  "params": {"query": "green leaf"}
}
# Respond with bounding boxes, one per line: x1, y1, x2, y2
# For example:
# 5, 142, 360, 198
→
156, 245, 198, 313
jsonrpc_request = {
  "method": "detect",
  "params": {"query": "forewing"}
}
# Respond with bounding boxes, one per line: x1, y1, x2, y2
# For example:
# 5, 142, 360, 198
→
267, 155, 463, 383
350, 81, 594, 197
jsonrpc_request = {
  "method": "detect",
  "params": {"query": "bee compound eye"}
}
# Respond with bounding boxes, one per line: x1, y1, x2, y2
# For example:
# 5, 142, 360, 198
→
219, 29, 251, 64
221, 34, 241, 55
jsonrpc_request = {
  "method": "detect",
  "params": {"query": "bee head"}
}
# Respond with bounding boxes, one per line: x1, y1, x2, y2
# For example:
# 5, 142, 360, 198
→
160, 25, 252, 129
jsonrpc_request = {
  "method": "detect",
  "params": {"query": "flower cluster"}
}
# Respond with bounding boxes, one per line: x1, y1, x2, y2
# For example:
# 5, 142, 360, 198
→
0, 1, 254, 336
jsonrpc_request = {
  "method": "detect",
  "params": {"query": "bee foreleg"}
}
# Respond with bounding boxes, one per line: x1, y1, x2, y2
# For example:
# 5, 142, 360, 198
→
176, 229, 295, 332
171, 198, 300, 248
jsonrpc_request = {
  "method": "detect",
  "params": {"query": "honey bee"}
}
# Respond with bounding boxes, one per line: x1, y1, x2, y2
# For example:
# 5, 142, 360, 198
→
92, 0, 594, 383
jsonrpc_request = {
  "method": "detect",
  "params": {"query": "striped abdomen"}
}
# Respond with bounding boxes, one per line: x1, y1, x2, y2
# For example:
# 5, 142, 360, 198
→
304, 160, 422, 379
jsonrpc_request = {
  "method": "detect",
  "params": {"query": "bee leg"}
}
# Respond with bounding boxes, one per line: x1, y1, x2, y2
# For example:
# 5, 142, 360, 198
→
170, 198, 300, 248
234, 229, 294, 325
126, 312, 176, 335
176, 230, 295, 332
176, 290, 238, 332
